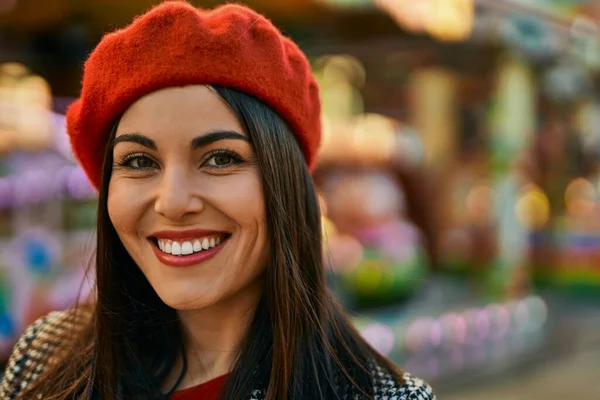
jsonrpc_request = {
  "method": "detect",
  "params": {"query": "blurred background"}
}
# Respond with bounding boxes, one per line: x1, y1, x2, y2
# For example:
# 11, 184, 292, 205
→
1, 0, 600, 398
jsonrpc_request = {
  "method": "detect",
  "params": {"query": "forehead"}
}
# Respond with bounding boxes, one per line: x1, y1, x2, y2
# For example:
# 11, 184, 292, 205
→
115, 85, 246, 138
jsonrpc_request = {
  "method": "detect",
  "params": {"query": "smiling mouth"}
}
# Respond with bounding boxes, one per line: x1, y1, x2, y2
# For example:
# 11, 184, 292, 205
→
150, 233, 231, 256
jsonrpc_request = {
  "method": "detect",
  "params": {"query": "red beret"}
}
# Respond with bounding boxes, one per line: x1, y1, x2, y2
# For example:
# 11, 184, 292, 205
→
66, 1, 321, 189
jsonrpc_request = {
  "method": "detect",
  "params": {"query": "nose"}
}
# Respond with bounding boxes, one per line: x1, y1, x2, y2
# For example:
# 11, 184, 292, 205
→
154, 167, 204, 221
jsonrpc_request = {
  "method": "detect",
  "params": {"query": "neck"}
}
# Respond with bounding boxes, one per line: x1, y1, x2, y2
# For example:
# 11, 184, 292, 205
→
166, 279, 264, 391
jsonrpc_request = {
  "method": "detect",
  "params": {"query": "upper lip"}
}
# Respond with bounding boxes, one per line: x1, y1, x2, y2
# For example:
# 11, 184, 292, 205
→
150, 229, 229, 241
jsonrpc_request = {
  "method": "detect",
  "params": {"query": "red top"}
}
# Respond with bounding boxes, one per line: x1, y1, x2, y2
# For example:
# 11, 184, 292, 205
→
169, 375, 228, 400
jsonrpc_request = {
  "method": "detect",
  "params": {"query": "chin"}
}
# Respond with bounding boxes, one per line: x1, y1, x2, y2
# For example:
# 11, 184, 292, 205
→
151, 281, 221, 311
160, 292, 219, 311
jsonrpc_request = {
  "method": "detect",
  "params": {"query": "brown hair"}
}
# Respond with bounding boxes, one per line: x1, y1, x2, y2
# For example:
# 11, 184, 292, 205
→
21, 86, 404, 400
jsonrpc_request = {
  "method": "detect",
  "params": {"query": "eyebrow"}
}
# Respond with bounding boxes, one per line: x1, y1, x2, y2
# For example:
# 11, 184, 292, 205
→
111, 133, 157, 150
111, 130, 249, 151
191, 130, 249, 149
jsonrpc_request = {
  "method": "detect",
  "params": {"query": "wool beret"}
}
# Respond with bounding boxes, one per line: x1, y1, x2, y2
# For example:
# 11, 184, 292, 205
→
66, 1, 321, 189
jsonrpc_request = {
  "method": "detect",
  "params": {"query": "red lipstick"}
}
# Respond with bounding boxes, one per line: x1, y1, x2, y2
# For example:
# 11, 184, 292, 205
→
152, 229, 227, 241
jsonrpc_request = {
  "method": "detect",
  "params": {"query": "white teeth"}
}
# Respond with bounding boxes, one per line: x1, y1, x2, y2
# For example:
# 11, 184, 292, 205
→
181, 241, 194, 255
156, 235, 225, 256
171, 242, 182, 255
193, 240, 202, 252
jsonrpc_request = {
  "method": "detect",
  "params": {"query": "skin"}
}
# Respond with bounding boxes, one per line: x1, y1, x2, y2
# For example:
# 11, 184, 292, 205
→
107, 85, 269, 389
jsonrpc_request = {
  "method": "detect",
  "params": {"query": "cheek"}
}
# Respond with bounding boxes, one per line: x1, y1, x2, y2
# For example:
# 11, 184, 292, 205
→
107, 181, 145, 237
213, 173, 265, 223
212, 175, 268, 256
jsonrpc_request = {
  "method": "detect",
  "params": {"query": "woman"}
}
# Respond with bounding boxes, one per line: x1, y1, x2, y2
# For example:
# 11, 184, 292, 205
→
1, 2, 435, 399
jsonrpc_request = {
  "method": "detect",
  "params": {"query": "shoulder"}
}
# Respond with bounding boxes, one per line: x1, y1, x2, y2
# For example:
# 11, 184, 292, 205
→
0, 308, 91, 399
372, 363, 436, 400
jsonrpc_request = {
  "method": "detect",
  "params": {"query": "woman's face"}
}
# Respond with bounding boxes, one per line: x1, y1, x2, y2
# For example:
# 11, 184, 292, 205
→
107, 85, 269, 310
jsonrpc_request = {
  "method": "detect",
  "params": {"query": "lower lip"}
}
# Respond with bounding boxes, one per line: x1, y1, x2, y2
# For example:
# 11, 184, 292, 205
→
151, 238, 228, 268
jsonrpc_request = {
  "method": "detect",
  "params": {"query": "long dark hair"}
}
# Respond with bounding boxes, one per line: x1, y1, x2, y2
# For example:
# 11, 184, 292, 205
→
21, 86, 404, 400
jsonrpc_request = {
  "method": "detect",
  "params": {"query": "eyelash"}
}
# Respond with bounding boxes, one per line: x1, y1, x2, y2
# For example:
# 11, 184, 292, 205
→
114, 150, 244, 171
205, 149, 244, 168
115, 152, 156, 171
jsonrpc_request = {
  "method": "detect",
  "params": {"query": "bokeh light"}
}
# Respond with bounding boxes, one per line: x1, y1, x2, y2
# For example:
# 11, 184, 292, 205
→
515, 184, 550, 230
360, 322, 396, 356
352, 260, 383, 295
523, 295, 548, 333
565, 177, 596, 216
405, 317, 437, 353
466, 182, 494, 224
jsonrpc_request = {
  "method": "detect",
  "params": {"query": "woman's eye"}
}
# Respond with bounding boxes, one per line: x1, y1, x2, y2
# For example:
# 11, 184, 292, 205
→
127, 156, 157, 169
206, 153, 235, 167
